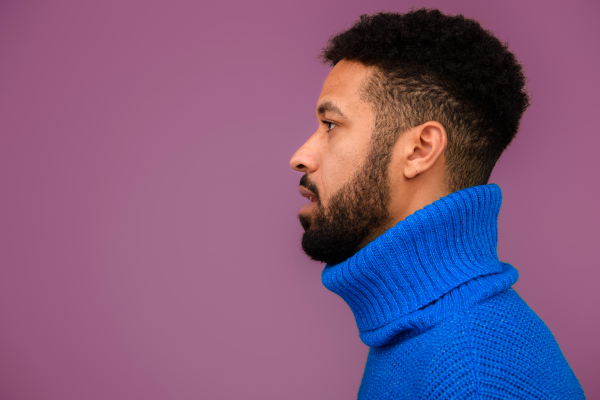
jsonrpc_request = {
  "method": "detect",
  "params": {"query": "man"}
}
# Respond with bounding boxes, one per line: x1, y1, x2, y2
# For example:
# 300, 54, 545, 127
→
290, 9, 584, 399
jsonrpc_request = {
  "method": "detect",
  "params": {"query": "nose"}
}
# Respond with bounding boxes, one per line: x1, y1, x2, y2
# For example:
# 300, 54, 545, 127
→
290, 133, 319, 173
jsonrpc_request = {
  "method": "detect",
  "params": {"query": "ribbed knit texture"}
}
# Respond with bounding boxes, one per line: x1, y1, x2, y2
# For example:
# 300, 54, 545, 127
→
321, 183, 584, 399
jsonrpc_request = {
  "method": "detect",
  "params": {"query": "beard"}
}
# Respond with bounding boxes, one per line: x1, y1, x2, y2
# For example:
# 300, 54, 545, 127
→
298, 139, 394, 265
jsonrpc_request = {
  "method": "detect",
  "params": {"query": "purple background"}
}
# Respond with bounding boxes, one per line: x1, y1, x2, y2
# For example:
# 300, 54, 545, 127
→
1, 0, 598, 398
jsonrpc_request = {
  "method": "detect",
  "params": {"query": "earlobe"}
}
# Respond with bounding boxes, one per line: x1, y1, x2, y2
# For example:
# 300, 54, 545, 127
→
403, 121, 447, 179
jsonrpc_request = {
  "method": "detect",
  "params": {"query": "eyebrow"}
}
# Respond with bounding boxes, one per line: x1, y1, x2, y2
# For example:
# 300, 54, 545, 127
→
316, 101, 346, 119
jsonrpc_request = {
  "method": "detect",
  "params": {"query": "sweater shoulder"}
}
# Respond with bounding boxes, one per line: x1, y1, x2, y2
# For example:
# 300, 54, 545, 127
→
469, 290, 583, 398
417, 289, 584, 399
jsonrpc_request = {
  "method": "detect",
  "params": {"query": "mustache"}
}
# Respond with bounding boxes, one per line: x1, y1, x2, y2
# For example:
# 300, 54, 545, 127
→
300, 174, 320, 199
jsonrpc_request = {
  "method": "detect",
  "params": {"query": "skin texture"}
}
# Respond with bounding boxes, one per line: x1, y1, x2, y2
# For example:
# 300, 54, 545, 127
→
290, 60, 450, 263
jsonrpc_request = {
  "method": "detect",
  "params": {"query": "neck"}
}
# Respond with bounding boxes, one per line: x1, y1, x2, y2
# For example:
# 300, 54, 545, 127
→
321, 183, 518, 347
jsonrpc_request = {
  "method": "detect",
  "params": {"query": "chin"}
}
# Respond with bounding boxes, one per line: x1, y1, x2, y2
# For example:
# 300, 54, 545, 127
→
298, 213, 312, 231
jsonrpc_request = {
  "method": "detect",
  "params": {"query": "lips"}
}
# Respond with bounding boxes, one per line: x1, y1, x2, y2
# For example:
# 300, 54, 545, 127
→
299, 186, 318, 203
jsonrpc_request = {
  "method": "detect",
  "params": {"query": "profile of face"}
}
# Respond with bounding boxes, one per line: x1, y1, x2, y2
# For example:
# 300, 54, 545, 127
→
290, 60, 449, 265
289, 60, 394, 265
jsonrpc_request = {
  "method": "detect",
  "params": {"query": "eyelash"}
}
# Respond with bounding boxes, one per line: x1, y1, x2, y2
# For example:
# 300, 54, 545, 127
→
322, 121, 337, 132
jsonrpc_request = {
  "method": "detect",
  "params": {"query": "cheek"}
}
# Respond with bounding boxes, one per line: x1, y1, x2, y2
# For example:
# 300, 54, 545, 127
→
320, 151, 364, 200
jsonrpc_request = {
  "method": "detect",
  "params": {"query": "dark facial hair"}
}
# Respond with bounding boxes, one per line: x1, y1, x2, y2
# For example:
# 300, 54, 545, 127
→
298, 138, 394, 265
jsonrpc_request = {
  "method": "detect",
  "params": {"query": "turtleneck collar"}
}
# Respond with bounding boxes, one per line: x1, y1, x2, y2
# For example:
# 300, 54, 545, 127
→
321, 183, 518, 347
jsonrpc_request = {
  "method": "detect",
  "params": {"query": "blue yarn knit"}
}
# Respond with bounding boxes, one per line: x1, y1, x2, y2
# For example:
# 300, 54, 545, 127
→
322, 183, 584, 399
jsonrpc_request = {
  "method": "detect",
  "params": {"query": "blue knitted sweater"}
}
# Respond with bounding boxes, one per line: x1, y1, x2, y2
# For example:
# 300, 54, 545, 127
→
322, 183, 584, 399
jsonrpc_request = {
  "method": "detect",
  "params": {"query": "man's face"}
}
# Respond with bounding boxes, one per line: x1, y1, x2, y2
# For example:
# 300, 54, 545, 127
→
289, 60, 394, 265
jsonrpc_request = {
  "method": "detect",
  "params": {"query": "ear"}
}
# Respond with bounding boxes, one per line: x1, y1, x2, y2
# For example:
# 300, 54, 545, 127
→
403, 121, 447, 179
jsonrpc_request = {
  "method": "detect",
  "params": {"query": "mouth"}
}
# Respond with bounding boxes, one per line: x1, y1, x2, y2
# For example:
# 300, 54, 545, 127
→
298, 186, 318, 214
299, 186, 318, 203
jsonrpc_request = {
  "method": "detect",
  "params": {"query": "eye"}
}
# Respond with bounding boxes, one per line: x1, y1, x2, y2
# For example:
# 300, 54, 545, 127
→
323, 121, 337, 132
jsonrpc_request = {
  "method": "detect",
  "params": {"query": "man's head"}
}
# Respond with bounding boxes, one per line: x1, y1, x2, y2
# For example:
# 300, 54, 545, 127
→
290, 8, 530, 265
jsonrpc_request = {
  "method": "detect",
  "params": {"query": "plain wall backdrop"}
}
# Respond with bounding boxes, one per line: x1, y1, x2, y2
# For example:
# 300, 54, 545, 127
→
1, 0, 598, 399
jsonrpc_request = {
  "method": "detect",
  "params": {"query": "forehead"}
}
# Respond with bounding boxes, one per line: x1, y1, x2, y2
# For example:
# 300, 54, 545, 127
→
317, 60, 374, 115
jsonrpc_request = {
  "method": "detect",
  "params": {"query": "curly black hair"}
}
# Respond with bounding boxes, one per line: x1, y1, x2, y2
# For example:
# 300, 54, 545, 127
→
320, 8, 530, 192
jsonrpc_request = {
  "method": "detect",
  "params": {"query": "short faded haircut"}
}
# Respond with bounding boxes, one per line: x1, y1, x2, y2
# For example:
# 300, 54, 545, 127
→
320, 9, 530, 192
